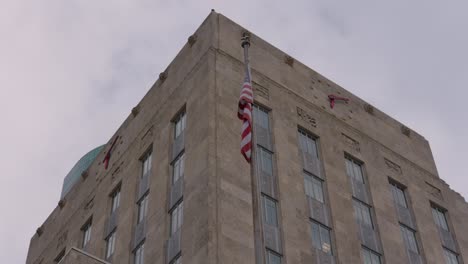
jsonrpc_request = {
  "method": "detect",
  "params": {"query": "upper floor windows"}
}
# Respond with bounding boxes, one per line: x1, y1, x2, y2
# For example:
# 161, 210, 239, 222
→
174, 111, 186, 139
172, 154, 185, 184
400, 225, 418, 253
444, 248, 460, 264
253, 105, 270, 130
298, 129, 318, 158
304, 173, 324, 203
141, 151, 152, 177
81, 219, 92, 248
311, 221, 332, 255
345, 157, 364, 183
263, 195, 278, 227
105, 230, 116, 259
110, 187, 121, 214
390, 182, 407, 208
432, 205, 449, 231
259, 147, 273, 176
170, 201, 183, 235
353, 199, 373, 228
362, 247, 381, 264
134, 242, 145, 264
137, 194, 148, 224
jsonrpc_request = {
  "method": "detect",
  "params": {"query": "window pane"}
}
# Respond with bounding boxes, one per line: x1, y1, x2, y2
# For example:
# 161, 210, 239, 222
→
82, 222, 92, 248
253, 105, 270, 130
400, 225, 418, 253
263, 196, 278, 226
137, 195, 148, 224
174, 112, 186, 138
105, 231, 116, 258
353, 200, 373, 228
172, 154, 184, 184
311, 222, 321, 250
171, 201, 183, 235
135, 243, 144, 264
362, 248, 380, 264
444, 248, 459, 264
260, 148, 273, 176
352, 161, 364, 183
432, 207, 449, 231
111, 190, 120, 213
266, 250, 281, 264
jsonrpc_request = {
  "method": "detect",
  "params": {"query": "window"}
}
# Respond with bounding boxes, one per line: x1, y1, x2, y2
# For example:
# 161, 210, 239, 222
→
110, 188, 121, 213
304, 173, 324, 203
141, 151, 152, 178
81, 219, 92, 248
170, 201, 183, 235
444, 248, 459, 264
362, 247, 381, 264
54, 248, 65, 263
134, 243, 145, 264
170, 255, 182, 264
311, 221, 332, 254
259, 147, 273, 176
105, 230, 116, 259
390, 182, 407, 208
345, 157, 364, 183
432, 205, 449, 231
298, 129, 318, 158
174, 111, 186, 139
266, 250, 281, 264
253, 105, 270, 130
400, 225, 418, 253
353, 199, 373, 228
263, 196, 278, 227
172, 154, 185, 184
137, 194, 148, 224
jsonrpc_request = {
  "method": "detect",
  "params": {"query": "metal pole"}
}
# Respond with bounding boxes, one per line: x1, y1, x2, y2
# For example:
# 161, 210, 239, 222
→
242, 33, 264, 264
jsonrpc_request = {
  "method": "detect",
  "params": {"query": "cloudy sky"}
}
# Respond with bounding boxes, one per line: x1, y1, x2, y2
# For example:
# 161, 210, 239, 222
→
1, 1, 467, 263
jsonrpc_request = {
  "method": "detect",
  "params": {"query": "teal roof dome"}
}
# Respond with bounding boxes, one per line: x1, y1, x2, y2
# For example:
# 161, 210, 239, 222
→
60, 145, 104, 199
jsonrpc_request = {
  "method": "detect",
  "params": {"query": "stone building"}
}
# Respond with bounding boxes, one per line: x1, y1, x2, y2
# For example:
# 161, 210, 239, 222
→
26, 11, 468, 264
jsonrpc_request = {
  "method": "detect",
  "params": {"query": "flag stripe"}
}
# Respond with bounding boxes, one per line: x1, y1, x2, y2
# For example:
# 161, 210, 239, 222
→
238, 71, 253, 163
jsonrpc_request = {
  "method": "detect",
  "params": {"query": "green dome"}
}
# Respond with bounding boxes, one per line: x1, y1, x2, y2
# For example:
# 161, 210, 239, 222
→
60, 145, 104, 199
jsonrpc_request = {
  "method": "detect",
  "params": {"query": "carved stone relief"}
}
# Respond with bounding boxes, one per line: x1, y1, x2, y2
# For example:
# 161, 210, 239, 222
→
342, 133, 360, 152
297, 107, 317, 128
384, 158, 402, 175
253, 82, 269, 100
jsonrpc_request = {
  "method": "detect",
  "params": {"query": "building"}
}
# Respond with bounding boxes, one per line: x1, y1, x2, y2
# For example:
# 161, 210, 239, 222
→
26, 11, 468, 264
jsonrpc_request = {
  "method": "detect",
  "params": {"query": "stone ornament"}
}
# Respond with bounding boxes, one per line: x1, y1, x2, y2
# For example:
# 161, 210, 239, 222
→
132, 105, 140, 117
58, 199, 66, 209
253, 83, 269, 100
401, 125, 411, 137
384, 158, 402, 175
364, 103, 374, 115
297, 107, 317, 127
284, 55, 294, 67
188, 34, 197, 47
159, 70, 168, 82
342, 133, 360, 152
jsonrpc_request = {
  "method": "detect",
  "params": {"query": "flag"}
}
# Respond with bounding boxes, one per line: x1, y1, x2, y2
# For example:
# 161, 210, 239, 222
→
103, 136, 119, 169
238, 68, 253, 163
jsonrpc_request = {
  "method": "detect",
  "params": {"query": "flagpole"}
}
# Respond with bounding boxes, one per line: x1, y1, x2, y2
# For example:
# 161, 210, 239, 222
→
242, 33, 264, 264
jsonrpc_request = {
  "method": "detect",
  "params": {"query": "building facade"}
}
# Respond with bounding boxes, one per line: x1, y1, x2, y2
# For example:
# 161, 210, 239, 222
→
26, 12, 468, 264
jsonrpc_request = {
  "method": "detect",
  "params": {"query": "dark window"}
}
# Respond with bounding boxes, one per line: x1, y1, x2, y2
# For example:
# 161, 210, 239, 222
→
174, 111, 186, 139
170, 201, 183, 235
311, 221, 332, 255
105, 230, 116, 259
362, 247, 381, 264
263, 196, 278, 227
54, 248, 65, 263
444, 248, 459, 264
390, 182, 407, 208
172, 154, 185, 184
137, 194, 148, 224
353, 199, 373, 228
253, 105, 270, 130
345, 157, 364, 183
432, 205, 449, 231
298, 129, 318, 158
134, 243, 145, 264
81, 219, 92, 248
110, 188, 121, 213
400, 225, 418, 253
304, 173, 324, 203
266, 250, 281, 264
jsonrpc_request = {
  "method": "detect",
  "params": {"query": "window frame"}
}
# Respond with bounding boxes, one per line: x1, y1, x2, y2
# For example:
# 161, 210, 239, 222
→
266, 249, 282, 264
304, 172, 324, 203
110, 186, 121, 214
134, 242, 145, 264
431, 204, 450, 231
172, 153, 185, 185
253, 104, 270, 131
137, 194, 149, 224
174, 110, 186, 139
400, 224, 419, 253
105, 230, 116, 259
310, 220, 333, 255
443, 247, 459, 264
81, 218, 92, 248
141, 150, 152, 178
298, 128, 319, 158
361, 246, 381, 264
353, 199, 373, 228
262, 195, 279, 227
170, 201, 184, 235
345, 156, 365, 184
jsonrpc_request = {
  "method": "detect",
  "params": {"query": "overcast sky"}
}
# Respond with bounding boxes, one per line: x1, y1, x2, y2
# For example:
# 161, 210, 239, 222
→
1, 1, 467, 263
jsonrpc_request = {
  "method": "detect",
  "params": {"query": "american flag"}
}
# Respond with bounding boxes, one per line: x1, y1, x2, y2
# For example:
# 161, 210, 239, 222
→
238, 67, 253, 163
103, 136, 119, 169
